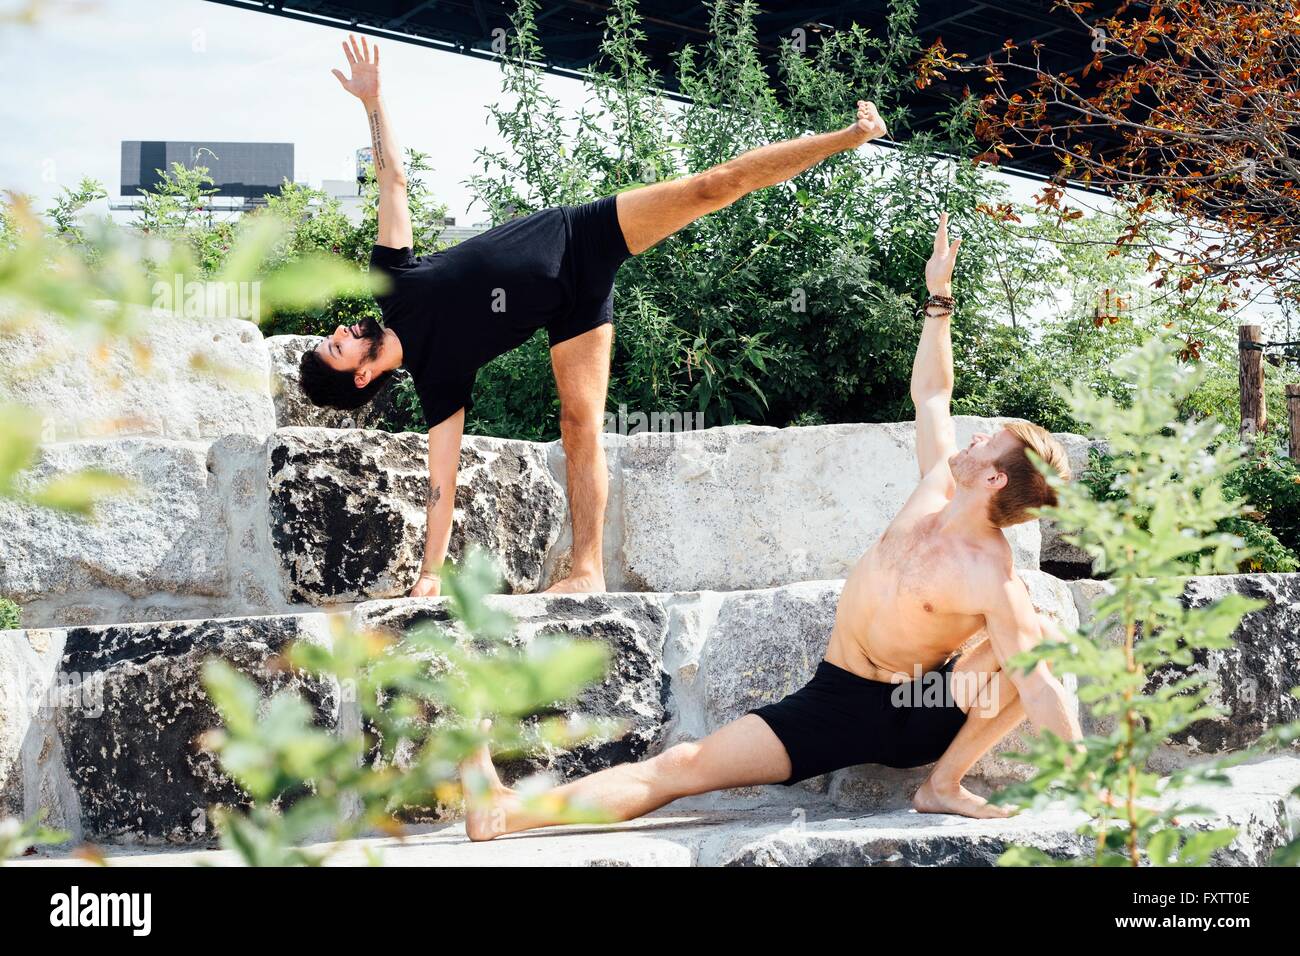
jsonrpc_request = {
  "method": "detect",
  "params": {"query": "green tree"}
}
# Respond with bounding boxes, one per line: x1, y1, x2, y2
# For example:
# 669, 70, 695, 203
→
464, 0, 1023, 439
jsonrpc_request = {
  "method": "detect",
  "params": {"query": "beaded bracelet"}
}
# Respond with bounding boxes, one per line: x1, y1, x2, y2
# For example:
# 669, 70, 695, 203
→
917, 293, 955, 319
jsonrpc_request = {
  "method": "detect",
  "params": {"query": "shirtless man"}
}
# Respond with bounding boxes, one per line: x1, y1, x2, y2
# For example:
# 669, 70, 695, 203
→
300, 35, 891, 596
459, 213, 1082, 834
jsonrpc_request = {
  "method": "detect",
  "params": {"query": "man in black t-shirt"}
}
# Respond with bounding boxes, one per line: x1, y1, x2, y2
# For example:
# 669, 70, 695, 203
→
301, 35, 889, 597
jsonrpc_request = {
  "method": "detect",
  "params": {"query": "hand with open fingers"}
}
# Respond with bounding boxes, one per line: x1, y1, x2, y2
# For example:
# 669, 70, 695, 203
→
332, 33, 381, 101
925, 211, 962, 296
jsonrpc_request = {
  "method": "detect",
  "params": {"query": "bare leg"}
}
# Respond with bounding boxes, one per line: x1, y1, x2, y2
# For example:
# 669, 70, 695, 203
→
615, 101, 885, 255
912, 637, 1025, 819
463, 714, 792, 841
545, 323, 614, 594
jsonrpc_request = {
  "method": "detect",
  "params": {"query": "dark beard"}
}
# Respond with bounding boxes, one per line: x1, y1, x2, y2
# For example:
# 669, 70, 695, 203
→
356, 315, 385, 361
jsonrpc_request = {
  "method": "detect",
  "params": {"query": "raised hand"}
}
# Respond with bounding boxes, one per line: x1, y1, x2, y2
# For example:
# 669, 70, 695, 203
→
845, 99, 889, 146
332, 33, 380, 102
925, 211, 962, 295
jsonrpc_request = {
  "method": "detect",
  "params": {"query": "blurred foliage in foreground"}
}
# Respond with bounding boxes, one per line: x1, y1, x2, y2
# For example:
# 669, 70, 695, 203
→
0, 184, 383, 517
0, 171, 385, 857
201, 549, 618, 866
995, 338, 1266, 866
0, 812, 67, 865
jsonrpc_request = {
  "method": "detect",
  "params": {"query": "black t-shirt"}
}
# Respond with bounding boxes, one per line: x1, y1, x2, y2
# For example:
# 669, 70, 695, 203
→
369, 207, 578, 427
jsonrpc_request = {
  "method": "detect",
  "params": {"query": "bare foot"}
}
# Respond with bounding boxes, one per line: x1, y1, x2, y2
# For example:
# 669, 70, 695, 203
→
460, 722, 518, 842
543, 572, 606, 594
841, 99, 889, 148
912, 778, 1013, 819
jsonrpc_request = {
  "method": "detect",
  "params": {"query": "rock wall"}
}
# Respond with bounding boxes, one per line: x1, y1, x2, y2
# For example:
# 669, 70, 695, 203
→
0, 306, 274, 441
15, 306, 1292, 864
1070, 573, 1300, 768
4, 570, 1296, 845
0, 310, 1105, 626
0, 420, 1097, 628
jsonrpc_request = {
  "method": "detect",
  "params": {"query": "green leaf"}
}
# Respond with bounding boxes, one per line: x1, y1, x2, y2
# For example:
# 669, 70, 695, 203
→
26, 470, 133, 515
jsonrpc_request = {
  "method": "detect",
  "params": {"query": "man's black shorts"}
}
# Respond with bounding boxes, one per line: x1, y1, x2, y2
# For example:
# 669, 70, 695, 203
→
551, 194, 632, 347
748, 656, 969, 784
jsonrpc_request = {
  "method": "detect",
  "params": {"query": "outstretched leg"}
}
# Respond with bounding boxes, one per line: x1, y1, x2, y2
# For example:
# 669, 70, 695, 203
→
546, 322, 614, 593
912, 635, 1027, 819
614, 101, 886, 255
462, 714, 792, 841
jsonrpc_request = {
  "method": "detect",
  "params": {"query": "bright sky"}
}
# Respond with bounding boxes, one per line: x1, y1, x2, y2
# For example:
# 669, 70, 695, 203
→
0, 0, 1276, 328
0, 0, 574, 224
1, 0, 1058, 224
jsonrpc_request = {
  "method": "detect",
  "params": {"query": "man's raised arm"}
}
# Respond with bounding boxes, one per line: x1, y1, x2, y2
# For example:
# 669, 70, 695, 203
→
333, 33, 412, 249
910, 213, 962, 478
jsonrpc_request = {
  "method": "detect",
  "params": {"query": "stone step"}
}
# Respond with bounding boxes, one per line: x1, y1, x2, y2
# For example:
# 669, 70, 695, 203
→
1, 307, 1100, 626
15, 757, 1300, 866
0, 306, 275, 443
0, 420, 1096, 629
4, 572, 1297, 846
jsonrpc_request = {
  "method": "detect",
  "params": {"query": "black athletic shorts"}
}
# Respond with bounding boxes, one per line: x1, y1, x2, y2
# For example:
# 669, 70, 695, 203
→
748, 656, 969, 785
551, 194, 632, 347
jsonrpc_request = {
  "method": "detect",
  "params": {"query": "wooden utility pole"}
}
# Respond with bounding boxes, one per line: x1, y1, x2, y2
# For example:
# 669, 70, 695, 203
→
1239, 325, 1266, 443
1288, 384, 1300, 461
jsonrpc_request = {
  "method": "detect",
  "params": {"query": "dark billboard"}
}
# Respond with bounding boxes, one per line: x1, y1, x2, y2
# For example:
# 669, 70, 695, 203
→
121, 141, 294, 198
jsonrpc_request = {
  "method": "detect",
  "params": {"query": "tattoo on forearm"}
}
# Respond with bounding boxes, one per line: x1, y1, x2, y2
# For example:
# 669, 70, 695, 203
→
429, 484, 441, 510
368, 110, 387, 172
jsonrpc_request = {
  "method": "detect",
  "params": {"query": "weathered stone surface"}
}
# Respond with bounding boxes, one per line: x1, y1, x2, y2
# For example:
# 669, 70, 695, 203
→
450, 438, 567, 594
269, 427, 429, 605
1070, 573, 1300, 762
689, 581, 841, 731
17, 756, 1298, 867
0, 305, 274, 441
55, 614, 337, 844
8, 575, 1299, 845
1177, 574, 1300, 753
0, 628, 78, 836
0, 434, 291, 628
265, 335, 410, 430
208, 433, 290, 619
707, 757, 1300, 867
353, 592, 669, 782
269, 427, 565, 603
0, 439, 227, 606
1, 420, 1094, 625
615, 420, 1063, 593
